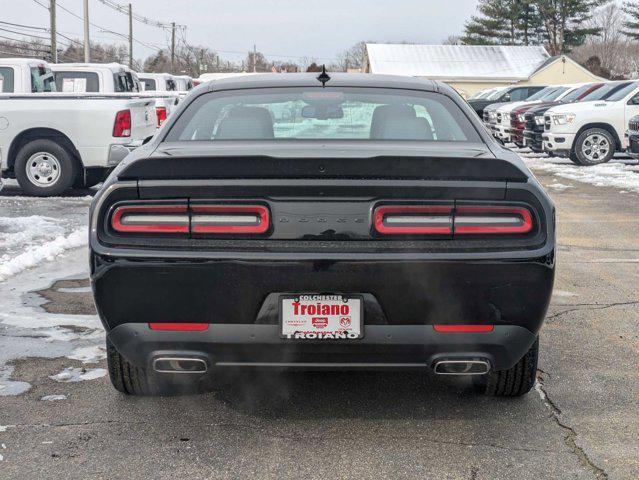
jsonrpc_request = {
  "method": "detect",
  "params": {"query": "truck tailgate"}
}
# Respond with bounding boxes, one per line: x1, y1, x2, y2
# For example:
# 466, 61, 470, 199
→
127, 99, 157, 140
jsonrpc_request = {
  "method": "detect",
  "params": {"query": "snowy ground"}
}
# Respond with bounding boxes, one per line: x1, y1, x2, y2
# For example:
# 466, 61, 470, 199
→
0, 182, 102, 399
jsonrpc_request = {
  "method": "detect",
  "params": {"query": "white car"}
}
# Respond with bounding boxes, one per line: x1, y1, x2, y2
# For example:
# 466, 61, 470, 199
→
491, 85, 581, 143
0, 92, 157, 195
53, 64, 179, 128
0, 58, 57, 93
174, 75, 194, 92
137, 72, 182, 123
543, 81, 639, 165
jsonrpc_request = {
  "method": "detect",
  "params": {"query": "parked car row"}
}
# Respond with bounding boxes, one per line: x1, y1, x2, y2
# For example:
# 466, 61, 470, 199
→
0, 58, 196, 196
473, 80, 639, 165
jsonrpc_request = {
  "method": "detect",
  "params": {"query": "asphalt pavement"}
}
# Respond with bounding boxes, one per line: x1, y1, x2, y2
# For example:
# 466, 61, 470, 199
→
0, 166, 637, 480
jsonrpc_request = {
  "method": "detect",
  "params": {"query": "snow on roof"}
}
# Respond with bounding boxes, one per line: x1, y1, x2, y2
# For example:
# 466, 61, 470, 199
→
365, 44, 551, 81
0, 58, 50, 67
51, 63, 132, 73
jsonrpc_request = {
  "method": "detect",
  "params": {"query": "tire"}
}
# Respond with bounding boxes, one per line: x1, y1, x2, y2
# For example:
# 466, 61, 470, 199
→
14, 139, 77, 196
106, 339, 204, 396
474, 338, 538, 397
571, 128, 615, 166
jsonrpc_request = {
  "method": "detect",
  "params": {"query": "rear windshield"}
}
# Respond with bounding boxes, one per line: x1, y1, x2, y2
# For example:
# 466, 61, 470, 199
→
166, 79, 177, 91
165, 87, 481, 143
54, 71, 100, 92
30, 67, 56, 92
581, 82, 631, 102
141, 78, 157, 91
114, 72, 137, 92
0, 66, 15, 92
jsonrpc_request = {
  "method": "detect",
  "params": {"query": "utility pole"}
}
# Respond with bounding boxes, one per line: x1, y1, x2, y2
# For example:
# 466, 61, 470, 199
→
253, 44, 257, 72
170, 22, 176, 74
49, 0, 57, 63
83, 0, 90, 62
128, 3, 133, 69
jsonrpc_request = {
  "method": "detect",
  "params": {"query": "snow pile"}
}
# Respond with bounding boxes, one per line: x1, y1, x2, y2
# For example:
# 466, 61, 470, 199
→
0, 227, 87, 281
49, 367, 106, 383
0, 366, 31, 396
522, 157, 639, 193
40, 394, 67, 401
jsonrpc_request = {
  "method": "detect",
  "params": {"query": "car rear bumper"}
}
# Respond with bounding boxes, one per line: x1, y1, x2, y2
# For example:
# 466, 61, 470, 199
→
107, 322, 539, 372
92, 253, 554, 371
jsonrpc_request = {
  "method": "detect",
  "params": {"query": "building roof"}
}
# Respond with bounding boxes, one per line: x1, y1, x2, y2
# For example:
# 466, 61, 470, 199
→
364, 44, 551, 81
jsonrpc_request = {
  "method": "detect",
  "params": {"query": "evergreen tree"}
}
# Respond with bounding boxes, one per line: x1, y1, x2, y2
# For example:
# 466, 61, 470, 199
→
462, 0, 543, 46
622, 1, 639, 40
535, 0, 607, 54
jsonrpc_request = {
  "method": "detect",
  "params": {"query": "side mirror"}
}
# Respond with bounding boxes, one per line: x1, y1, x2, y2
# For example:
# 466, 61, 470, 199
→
501, 93, 511, 102
629, 95, 639, 105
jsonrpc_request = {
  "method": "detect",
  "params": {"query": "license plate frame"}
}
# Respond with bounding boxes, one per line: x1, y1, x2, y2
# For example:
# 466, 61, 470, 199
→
279, 294, 364, 340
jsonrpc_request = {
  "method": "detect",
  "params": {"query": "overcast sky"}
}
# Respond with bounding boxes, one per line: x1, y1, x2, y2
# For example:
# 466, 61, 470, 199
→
1, 0, 480, 63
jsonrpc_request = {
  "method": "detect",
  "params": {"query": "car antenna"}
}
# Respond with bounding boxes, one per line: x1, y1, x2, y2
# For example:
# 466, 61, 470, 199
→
317, 65, 331, 88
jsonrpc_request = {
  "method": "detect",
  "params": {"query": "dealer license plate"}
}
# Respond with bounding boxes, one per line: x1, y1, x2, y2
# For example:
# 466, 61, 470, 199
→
280, 294, 363, 339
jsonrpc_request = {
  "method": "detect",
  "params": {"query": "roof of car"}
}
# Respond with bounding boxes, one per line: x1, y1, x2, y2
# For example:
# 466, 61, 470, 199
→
0, 58, 49, 67
51, 63, 133, 73
139, 72, 175, 80
201, 72, 439, 93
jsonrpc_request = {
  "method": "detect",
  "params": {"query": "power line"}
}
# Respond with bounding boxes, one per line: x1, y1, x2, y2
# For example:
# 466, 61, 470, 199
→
96, 0, 185, 30
0, 20, 48, 31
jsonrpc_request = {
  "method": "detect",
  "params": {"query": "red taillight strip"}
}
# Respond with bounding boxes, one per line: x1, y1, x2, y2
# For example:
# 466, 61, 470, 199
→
374, 205, 453, 235
111, 205, 189, 233
434, 325, 494, 333
454, 206, 533, 235
149, 323, 209, 331
191, 205, 270, 234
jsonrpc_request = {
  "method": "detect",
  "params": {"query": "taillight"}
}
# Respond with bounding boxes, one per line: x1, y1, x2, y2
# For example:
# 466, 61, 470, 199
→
110, 204, 270, 235
373, 204, 534, 236
113, 109, 131, 137
374, 205, 453, 235
111, 205, 189, 233
454, 206, 533, 235
156, 106, 167, 127
191, 205, 269, 234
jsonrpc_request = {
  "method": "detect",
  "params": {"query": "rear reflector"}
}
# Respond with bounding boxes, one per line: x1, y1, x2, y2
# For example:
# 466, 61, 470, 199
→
191, 205, 270, 234
149, 323, 209, 331
433, 325, 494, 333
113, 109, 132, 137
454, 206, 533, 235
111, 205, 189, 233
374, 205, 453, 235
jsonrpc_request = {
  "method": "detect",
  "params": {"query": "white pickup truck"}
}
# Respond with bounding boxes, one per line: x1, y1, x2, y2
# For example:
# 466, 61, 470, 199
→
0, 93, 156, 195
543, 80, 639, 165
0, 58, 57, 93
52, 63, 180, 127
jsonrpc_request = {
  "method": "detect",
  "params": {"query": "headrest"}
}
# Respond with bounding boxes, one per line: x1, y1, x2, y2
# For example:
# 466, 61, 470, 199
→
370, 104, 417, 138
375, 116, 434, 140
216, 106, 274, 140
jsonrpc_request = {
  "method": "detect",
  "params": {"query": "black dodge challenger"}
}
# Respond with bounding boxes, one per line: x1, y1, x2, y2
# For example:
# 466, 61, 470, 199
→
90, 73, 555, 397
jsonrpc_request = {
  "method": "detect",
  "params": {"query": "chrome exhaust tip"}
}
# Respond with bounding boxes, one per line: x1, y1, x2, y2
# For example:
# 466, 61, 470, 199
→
153, 357, 207, 374
433, 359, 490, 375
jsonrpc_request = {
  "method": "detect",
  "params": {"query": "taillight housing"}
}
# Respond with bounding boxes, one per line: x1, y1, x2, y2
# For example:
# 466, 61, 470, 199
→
191, 205, 269, 234
110, 203, 270, 236
374, 205, 453, 235
113, 109, 131, 137
155, 106, 167, 127
373, 204, 534, 237
454, 205, 533, 235
111, 205, 189, 234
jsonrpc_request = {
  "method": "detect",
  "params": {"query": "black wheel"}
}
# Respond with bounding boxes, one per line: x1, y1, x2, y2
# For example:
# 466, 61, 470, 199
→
474, 338, 538, 397
106, 339, 204, 396
572, 128, 615, 166
14, 139, 77, 196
